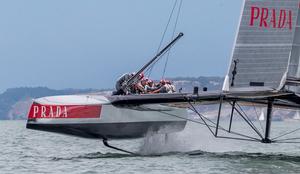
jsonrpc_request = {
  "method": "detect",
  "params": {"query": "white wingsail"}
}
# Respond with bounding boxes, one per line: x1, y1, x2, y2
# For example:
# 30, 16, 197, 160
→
223, 0, 300, 93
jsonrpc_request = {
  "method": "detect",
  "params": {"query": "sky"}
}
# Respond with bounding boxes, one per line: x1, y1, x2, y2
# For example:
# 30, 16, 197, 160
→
0, 0, 243, 92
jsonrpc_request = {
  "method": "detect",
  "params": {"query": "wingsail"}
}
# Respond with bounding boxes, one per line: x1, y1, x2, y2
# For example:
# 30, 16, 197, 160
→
287, 1, 300, 93
223, 0, 300, 92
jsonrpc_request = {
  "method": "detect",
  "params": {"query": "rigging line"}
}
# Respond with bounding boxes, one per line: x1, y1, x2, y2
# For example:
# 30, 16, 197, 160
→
150, 108, 214, 127
236, 103, 257, 129
272, 141, 300, 144
252, 103, 265, 134
144, 44, 176, 74
216, 136, 261, 143
137, 106, 219, 128
162, 107, 258, 141
229, 102, 264, 139
188, 102, 260, 141
274, 137, 300, 142
143, 35, 183, 76
136, 104, 213, 126
188, 102, 216, 136
233, 102, 258, 131
156, 0, 178, 53
235, 104, 264, 139
148, 1, 178, 78
138, 103, 260, 141
276, 138, 300, 142
236, 102, 262, 137
271, 127, 300, 141
187, 106, 228, 132
148, 0, 179, 77
145, 56, 163, 74
188, 107, 218, 128
162, 0, 183, 79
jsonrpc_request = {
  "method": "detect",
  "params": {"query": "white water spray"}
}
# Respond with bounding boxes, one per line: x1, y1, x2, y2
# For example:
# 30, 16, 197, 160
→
138, 121, 246, 155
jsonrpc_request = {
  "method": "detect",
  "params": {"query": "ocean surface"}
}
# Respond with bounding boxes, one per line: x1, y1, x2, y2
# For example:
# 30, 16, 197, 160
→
1, 120, 300, 174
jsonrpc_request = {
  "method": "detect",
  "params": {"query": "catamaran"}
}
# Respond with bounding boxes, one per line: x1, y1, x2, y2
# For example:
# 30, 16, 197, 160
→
27, 0, 300, 153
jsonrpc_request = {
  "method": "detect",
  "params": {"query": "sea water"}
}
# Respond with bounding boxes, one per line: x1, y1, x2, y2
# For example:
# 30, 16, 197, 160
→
1, 120, 300, 174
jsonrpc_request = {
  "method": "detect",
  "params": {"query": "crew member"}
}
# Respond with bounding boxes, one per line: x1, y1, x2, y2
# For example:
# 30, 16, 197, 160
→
135, 78, 148, 94
144, 79, 157, 93
151, 79, 176, 94
166, 80, 176, 93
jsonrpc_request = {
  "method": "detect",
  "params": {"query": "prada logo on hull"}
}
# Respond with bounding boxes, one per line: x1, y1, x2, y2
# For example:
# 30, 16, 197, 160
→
32, 105, 68, 118
28, 103, 102, 119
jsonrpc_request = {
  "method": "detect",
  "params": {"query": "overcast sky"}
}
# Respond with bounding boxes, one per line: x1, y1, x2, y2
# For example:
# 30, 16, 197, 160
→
0, 0, 243, 92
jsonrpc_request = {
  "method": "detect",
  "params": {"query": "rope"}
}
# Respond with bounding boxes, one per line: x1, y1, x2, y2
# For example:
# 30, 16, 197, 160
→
139, 104, 260, 142
157, 0, 179, 53
147, 0, 183, 78
235, 103, 264, 139
272, 127, 300, 141
147, 0, 179, 77
162, 0, 183, 79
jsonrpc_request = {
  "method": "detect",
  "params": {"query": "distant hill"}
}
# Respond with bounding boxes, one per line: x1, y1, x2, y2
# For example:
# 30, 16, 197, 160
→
0, 77, 224, 120
171, 76, 223, 92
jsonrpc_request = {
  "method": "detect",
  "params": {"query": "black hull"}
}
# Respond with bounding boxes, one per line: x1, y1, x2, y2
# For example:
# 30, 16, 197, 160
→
26, 121, 186, 139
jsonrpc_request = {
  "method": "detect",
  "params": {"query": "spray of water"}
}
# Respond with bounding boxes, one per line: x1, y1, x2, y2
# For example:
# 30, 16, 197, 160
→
138, 122, 245, 155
